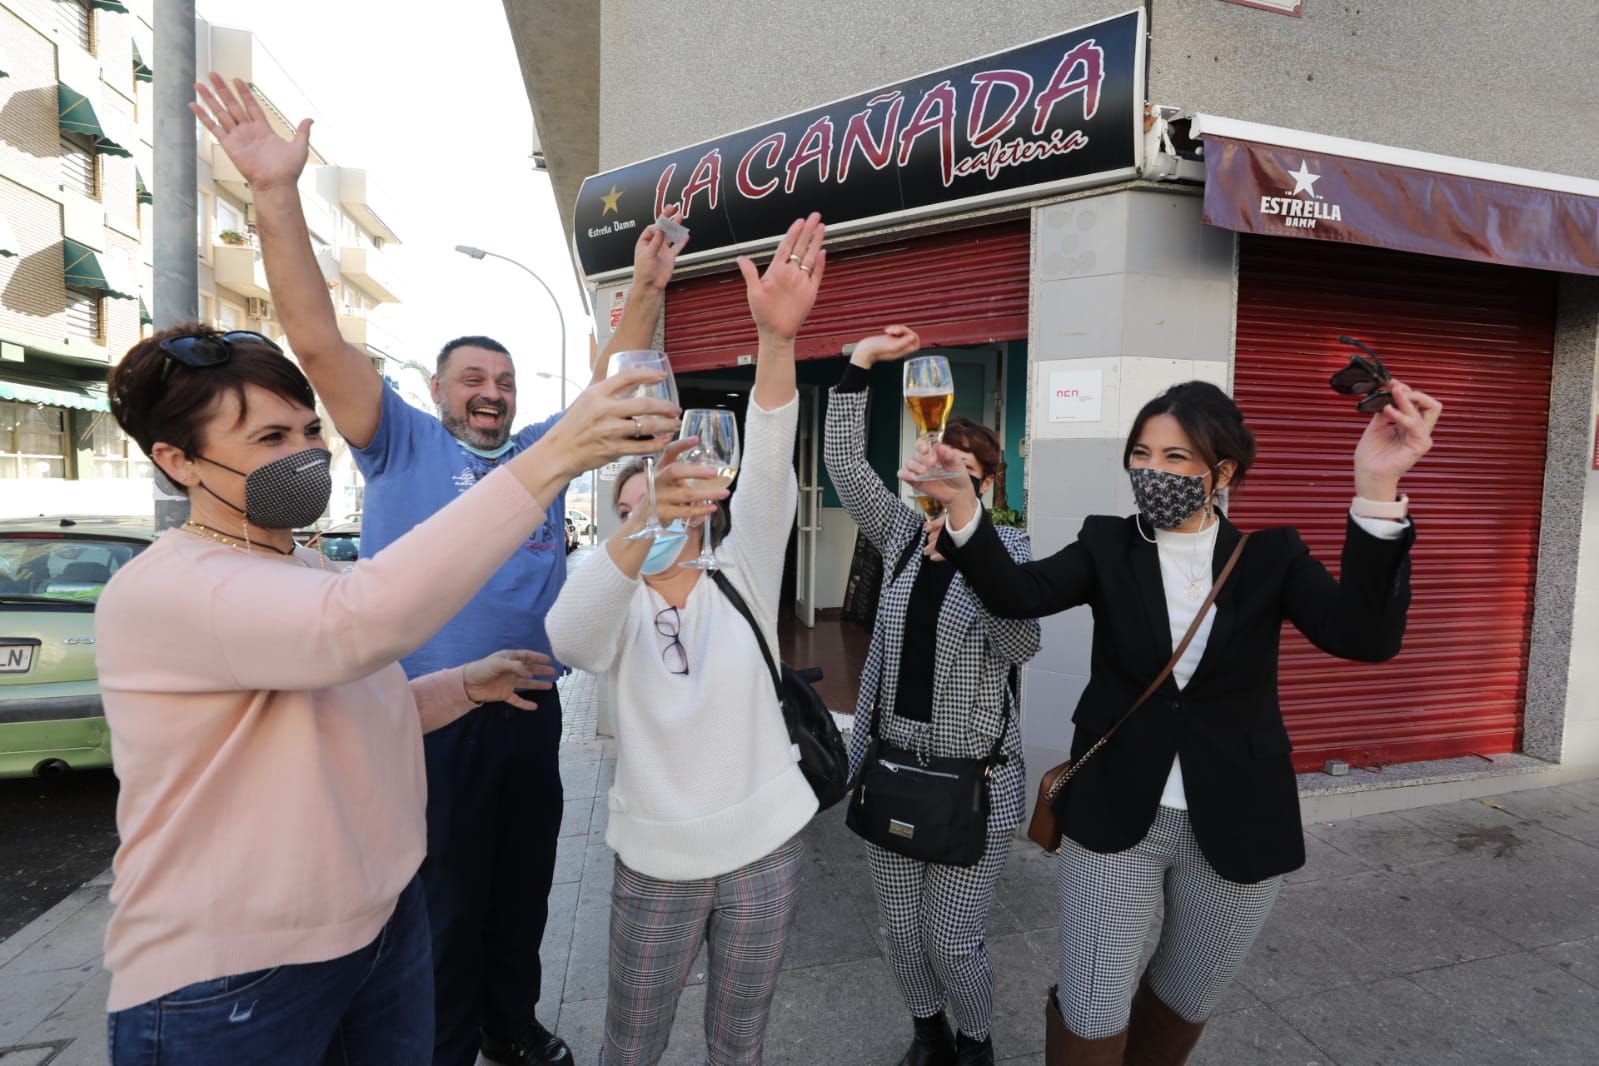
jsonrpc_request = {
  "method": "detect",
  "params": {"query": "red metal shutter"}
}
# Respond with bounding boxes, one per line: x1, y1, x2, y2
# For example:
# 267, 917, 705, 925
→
664, 221, 1030, 373
1230, 234, 1555, 772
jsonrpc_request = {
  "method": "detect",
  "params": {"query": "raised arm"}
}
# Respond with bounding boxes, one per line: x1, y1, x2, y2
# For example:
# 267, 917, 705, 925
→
192, 76, 384, 448
594, 209, 690, 382
737, 213, 824, 411
822, 326, 922, 552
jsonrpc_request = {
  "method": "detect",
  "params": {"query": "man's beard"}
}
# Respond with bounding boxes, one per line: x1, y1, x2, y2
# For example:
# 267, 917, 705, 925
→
441, 405, 511, 451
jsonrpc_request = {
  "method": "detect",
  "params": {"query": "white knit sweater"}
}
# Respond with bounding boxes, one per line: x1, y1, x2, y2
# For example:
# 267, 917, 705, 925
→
547, 396, 818, 880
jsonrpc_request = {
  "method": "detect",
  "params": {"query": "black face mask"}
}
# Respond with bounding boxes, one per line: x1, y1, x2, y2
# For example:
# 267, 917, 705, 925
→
196, 448, 333, 531
970, 475, 985, 499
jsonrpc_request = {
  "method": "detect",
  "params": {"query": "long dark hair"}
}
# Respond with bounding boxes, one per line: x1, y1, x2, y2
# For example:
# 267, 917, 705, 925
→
1124, 381, 1257, 492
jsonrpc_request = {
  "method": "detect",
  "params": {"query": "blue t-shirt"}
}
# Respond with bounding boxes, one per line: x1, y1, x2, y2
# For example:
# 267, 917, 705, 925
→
353, 384, 566, 679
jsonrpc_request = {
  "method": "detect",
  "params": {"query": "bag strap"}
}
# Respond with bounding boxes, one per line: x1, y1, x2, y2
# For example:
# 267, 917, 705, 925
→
1047, 531, 1251, 799
709, 571, 782, 697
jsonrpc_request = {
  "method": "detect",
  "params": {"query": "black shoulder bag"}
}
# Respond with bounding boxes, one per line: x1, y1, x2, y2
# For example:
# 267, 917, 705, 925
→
710, 572, 851, 810
844, 531, 1012, 868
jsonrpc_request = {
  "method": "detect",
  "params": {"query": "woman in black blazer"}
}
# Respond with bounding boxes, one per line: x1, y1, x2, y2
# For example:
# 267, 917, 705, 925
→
905, 378, 1442, 1066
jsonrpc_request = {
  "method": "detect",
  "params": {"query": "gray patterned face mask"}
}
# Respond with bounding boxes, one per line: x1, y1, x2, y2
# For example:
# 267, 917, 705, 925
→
1128, 466, 1210, 530
197, 448, 333, 530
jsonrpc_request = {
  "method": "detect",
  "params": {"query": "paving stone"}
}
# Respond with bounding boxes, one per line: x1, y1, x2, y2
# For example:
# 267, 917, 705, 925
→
1188, 1004, 1329, 1066
538, 880, 580, 999
0, 1046, 63, 1066
1303, 811, 1462, 871
751, 954, 906, 1065
780, 867, 880, 973
552, 833, 586, 887
0, 897, 112, 978
1274, 976, 1524, 1066
576, 840, 616, 913
0, 966, 86, 1044
983, 932, 1055, 1059
1285, 829, 1376, 884
559, 758, 602, 803
1399, 795, 1583, 855
1408, 950, 1599, 1064
1535, 935, 1599, 990
1478, 784, 1599, 845
559, 797, 592, 839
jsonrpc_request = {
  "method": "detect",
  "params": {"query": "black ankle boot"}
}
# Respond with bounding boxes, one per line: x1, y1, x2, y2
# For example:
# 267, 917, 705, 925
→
953, 1031, 994, 1066
897, 1011, 956, 1066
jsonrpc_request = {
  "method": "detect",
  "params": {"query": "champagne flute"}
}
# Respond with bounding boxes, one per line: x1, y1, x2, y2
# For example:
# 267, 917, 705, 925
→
676, 409, 740, 571
608, 349, 679, 541
904, 355, 960, 480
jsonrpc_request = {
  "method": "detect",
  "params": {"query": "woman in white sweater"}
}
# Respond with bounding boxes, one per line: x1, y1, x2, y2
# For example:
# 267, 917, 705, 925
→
547, 215, 827, 1066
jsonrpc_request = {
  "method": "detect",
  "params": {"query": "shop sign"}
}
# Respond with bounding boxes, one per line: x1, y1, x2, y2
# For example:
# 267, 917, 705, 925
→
1047, 369, 1104, 423
573, 9, 1145, 280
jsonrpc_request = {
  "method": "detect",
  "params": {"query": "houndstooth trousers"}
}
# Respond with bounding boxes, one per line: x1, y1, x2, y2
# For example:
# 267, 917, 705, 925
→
1055, 806, 1282, 1038
599, 837, 805, 1066
867, 825, 1014, 1041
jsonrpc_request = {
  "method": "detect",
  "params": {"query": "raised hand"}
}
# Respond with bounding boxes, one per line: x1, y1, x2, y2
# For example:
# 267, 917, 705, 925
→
649, 437, 730, 525
463, 650, 558, 710
902, 441, 981, 531
737, 213, 826, 341
190, 74, 309, 192
634, 206, 689, 290
851, 325, 922, 367
1353, 380, 1443, 500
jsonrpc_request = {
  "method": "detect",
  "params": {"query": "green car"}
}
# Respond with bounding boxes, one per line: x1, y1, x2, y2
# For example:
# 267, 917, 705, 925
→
0, 516, 155, 778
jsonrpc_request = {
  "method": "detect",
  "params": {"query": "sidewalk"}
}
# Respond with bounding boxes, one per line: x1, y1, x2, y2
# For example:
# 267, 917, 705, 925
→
4, 674, 1598, 1065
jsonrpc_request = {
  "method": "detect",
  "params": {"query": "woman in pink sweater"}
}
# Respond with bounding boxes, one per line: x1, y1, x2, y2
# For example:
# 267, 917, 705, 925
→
95, 326, 690, 1065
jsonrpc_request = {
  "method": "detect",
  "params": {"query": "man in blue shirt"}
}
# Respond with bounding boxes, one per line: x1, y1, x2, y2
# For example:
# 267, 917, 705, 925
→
223, 86, 687, 1064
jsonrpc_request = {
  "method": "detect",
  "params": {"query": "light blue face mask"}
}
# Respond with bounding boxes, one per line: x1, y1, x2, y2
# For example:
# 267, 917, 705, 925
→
457, 438, 516, 461
639, 520, 689, 576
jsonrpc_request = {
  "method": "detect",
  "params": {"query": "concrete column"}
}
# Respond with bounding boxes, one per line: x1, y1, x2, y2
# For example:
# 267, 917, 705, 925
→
1017, 188, 1236, 800
151, 0, 199, 529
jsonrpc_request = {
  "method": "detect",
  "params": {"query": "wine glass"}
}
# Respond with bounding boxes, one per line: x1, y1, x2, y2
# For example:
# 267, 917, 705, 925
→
904, 355, 960, 480
608, 349, 678, 541
676, 409, 740, 571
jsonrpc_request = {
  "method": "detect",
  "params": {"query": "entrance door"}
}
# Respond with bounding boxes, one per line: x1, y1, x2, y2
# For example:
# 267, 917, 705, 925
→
793, 385, 822, 628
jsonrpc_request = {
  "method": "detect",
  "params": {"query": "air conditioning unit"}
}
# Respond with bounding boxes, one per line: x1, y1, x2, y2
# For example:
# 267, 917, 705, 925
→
245, 297, 274, 319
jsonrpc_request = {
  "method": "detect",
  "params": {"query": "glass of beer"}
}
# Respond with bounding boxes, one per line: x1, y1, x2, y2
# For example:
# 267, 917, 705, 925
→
904, 355, 960, 480
676, 409, 740, 571
911, 487, 946, 520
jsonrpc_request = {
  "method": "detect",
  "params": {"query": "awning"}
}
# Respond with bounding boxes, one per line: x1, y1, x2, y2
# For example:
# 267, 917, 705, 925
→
90, 0, 130, 12
63, 240, 138, 299
132, 41, 153, 84
1193, 114, 1599, 278
135, 167, 152, 205
57, 83, 132, 157
138, 296, 152, 326
0, 375, 110, 412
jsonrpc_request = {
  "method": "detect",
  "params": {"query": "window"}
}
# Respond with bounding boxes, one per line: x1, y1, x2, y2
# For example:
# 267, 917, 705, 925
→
87, 413, 153, 479
64, 289, 104, 343
0, 402, 70, 479
199, 292, 216, 325
60, 134, 99, 199
0, 535, 150, 604
216, 199, 244, 238
218, 303, 242, 330
56, 0, 93, 54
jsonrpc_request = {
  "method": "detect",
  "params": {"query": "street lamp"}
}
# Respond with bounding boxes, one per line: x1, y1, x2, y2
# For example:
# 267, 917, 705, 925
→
453, 244, 570, 408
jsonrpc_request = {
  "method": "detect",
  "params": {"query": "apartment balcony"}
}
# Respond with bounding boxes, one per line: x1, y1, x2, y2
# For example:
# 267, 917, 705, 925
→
336, 313, 367, 346
212, 151, 252, 202
339, 246, 399, 303
331, 167, 401, 245
213, 242, 271, 299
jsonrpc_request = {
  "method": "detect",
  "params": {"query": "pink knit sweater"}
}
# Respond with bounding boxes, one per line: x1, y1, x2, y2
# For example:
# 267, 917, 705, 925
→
94, 466, 545, 1011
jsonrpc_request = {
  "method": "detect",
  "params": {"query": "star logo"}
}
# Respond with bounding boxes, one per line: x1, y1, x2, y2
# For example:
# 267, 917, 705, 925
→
1286, 161, 1321, 198
599, 185, 623, 216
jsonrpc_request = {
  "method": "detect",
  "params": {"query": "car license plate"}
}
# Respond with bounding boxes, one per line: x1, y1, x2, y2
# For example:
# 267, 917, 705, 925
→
0, 642, 36, 673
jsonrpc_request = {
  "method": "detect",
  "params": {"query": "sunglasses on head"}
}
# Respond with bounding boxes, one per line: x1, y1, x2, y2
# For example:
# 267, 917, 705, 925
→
1328, 336, 1395, 413
157, 331, 282, 380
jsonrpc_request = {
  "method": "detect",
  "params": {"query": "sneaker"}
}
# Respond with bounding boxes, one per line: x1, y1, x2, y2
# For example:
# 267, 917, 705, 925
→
480, 1020, 574, 1066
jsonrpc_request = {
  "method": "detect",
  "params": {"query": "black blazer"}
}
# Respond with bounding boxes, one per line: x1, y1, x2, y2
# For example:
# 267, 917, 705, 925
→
941, 511, 1415, 883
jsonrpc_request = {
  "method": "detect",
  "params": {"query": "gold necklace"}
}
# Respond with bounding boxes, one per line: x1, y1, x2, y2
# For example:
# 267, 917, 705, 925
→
181, 521, 326, 570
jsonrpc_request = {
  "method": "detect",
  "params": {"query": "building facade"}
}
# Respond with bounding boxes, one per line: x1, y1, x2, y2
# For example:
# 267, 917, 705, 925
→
514, 0, 1599, 810
0, 4, 404, 524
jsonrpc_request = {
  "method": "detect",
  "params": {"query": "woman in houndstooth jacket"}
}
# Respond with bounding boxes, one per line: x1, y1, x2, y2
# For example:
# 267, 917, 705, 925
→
824, 326, 1041, 1066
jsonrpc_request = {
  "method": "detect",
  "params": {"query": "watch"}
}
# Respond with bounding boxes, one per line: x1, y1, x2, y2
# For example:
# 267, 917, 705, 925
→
1351, 494, 1409, 520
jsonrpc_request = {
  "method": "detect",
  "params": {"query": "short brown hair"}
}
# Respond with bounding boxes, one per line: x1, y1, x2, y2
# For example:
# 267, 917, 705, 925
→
108, 324, 317, 462
941, 417, 1003, 481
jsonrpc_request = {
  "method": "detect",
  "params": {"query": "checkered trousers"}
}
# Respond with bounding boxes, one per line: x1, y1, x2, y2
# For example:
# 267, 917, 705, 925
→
867, 823, 1014, 1041
1054, 807, 1282, 1038
600, 837, 806, 1066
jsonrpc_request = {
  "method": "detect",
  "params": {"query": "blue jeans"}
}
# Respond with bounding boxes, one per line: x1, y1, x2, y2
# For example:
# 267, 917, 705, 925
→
108, 874, 432, 1066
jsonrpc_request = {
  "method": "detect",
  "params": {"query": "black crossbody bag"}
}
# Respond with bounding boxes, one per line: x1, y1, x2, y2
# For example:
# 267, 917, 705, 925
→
844, 532, 1013, 868
710, 572, 852, 810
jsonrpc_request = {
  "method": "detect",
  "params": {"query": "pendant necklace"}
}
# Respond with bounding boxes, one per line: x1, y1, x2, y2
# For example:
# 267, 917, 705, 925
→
1182, 516, 1219, 600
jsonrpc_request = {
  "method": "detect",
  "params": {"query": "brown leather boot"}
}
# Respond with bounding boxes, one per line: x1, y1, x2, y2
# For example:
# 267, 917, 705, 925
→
1123, 978, 1206, 1065
1043, 986, 1127, 1065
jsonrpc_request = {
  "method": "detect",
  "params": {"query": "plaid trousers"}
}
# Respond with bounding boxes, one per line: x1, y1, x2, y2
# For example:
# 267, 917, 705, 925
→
600, 837, 806, 1066
1055, 806, 1282, 1038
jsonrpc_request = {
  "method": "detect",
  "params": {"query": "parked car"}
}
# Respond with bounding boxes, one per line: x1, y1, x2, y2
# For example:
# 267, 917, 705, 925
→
564, 517, 580, 554
567, 509, 594, 538
0, 516, 156, 778
299, 522, 361, 572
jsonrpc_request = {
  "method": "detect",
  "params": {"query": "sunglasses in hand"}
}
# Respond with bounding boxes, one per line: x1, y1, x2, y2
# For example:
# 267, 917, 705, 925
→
1329, 336, 1396, 413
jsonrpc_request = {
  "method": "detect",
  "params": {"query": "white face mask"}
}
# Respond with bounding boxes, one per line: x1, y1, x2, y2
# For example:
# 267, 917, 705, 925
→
638, 521, 689, 575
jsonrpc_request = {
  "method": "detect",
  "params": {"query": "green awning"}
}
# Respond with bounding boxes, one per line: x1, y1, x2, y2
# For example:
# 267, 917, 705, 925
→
90, 1, 130, 12
135, 167, 152, 205
63, 240, 137, 299
0, 375, 110, 413
132, 41, 153, 84
138, 296, 153, 325
57, 83, 132, 158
